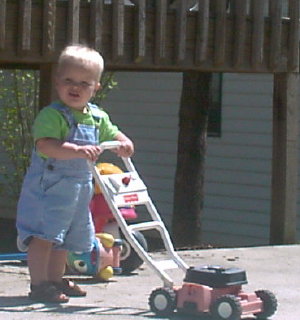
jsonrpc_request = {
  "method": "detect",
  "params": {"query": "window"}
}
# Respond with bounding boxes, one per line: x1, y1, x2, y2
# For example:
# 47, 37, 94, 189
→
208, 73, 222, 137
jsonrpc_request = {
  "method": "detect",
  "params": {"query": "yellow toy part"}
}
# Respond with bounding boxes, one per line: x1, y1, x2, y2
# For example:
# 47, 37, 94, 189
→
98, 266, 114, 281
94, 162, 124, 194
96, 232, 115, 248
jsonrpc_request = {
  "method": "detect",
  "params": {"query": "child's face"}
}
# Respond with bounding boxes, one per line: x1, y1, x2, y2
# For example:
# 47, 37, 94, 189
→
55, 64, 101, 111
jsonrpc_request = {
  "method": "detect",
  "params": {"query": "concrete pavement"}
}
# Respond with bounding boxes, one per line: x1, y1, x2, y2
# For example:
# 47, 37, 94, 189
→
0, 245, 299, 320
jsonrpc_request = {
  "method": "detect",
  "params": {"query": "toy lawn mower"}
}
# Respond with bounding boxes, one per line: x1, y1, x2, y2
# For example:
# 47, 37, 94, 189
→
149, 265, 277, 319
89, 141, 278, 320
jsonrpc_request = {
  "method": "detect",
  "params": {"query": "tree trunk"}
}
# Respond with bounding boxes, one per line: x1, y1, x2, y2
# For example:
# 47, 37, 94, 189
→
172, 72, 212, 248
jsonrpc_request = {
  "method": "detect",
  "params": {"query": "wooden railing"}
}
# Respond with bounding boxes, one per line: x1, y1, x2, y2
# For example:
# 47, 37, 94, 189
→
0, 0, 299, 73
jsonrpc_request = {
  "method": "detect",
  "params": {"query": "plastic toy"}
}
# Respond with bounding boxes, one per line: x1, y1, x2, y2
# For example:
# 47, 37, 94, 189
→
90, 162, 148, 274
67, 232, 122, 281
89, 142, 277, 319
149, 265, 277, 319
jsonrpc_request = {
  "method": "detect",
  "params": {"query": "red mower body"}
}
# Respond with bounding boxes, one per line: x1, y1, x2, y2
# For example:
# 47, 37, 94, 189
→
149, 265, 277, 319
175, 283, 263, 316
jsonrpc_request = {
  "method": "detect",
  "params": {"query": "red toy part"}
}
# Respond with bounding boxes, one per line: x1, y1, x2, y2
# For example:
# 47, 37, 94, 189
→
122, 175, 131, 185
90, 193, 137, 233
175, 283, 263, 316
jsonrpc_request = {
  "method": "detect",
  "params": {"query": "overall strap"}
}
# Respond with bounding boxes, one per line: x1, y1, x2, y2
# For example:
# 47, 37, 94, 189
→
49, 102, 76, 128
48, 102, 101, 144
87, 102, 103, 123
49, 102, 102, 127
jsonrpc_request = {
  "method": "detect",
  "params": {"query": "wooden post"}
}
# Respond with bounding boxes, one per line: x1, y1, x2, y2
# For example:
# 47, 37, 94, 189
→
213, 0, 227, 66
67, 0, 80, 44
251, 0, 265, 69
270, 73, 299, 244
269, 0, 282, 70
175, 0, 187, 65
112, 0, 125, 61
39, 64, 57, 109
288, 0, 300, 71
0, 0, 6, 50
18, 0, 32, 53
232, 0, 247, 68
155, 0, 167, 64
195, 0, 209, 65
90, 0, 104, 52
43, 0, 56, 57
134, 0, 146, 63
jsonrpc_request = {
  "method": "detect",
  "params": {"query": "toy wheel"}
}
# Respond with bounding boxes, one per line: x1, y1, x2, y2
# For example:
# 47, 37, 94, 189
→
149, 287, 176, 317
254, 290, 277, 319
210, 295, 242, 320
120, 230, 148, 274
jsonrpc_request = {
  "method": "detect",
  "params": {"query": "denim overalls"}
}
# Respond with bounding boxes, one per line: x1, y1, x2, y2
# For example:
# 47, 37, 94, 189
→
17, 102, 101, 252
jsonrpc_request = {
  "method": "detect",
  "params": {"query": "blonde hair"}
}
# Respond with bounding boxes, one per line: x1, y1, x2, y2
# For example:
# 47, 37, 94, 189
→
57, 44, 104, 81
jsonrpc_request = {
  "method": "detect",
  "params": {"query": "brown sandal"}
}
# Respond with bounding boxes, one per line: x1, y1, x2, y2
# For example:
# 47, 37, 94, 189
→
53, 278, 86, 297
29, 281, 69, 303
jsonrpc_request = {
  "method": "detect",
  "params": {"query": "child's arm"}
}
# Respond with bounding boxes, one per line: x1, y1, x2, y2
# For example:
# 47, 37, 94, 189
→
113, 132, 134, 158
36, 137, 102, 162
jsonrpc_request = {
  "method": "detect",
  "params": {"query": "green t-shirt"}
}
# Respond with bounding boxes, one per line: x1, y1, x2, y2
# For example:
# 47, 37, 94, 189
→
33, 102, 119, 147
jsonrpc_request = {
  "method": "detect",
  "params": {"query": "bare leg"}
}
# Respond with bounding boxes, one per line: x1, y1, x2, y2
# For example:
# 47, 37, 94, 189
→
47, 249, 68, 283
27, 238, 69, 303
27, 237, 52, 286
48, 249, 87, 297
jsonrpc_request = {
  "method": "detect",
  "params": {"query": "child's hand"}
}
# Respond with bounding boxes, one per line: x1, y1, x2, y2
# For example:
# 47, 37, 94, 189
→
111, 132, 134, 158
77, 145, 102, 162
35, 138, 103, 161
114, 140, 134, 158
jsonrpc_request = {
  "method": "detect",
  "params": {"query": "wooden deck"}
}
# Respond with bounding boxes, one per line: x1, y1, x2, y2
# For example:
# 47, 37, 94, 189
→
0, 0, 299, 73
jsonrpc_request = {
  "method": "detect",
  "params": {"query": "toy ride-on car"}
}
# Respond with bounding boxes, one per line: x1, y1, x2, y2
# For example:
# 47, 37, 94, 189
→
149, 265, 277, 320
67, 233, 122, 281
90, 162, 148, 274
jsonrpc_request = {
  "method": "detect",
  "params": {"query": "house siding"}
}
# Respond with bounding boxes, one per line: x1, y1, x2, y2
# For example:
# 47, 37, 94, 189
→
104, 71, 300, 247
99, 72, 181, 227
203, 74, 274, 246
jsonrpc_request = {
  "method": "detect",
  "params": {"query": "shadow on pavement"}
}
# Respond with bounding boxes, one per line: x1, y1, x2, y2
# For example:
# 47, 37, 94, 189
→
0, 296, 150, 316
0, 296, 279, 320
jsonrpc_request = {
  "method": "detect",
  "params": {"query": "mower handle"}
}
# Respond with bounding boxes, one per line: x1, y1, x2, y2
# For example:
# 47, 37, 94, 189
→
97, 141, 135, 172
99, 141, 122, 150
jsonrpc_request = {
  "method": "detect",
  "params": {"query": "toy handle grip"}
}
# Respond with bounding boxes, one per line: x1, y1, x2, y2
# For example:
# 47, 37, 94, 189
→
97, 141, 135, 172
99, 141, 121, 150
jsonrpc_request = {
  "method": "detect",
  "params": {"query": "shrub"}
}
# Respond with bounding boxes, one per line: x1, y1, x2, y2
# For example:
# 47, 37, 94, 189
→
0, 69, 117, 201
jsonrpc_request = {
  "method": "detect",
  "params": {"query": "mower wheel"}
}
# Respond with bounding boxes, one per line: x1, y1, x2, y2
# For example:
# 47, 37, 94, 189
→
210, 294, 242, 320
254, 290, 278, 319
149, 287, 176, 317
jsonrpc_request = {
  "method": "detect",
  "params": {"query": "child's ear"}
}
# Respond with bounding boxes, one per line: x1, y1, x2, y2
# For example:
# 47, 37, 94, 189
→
94, 82, 101, 95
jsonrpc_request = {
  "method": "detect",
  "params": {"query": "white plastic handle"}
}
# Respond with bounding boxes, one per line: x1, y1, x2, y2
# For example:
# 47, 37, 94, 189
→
96, 140, 135, 172
99, 141, 121, 150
